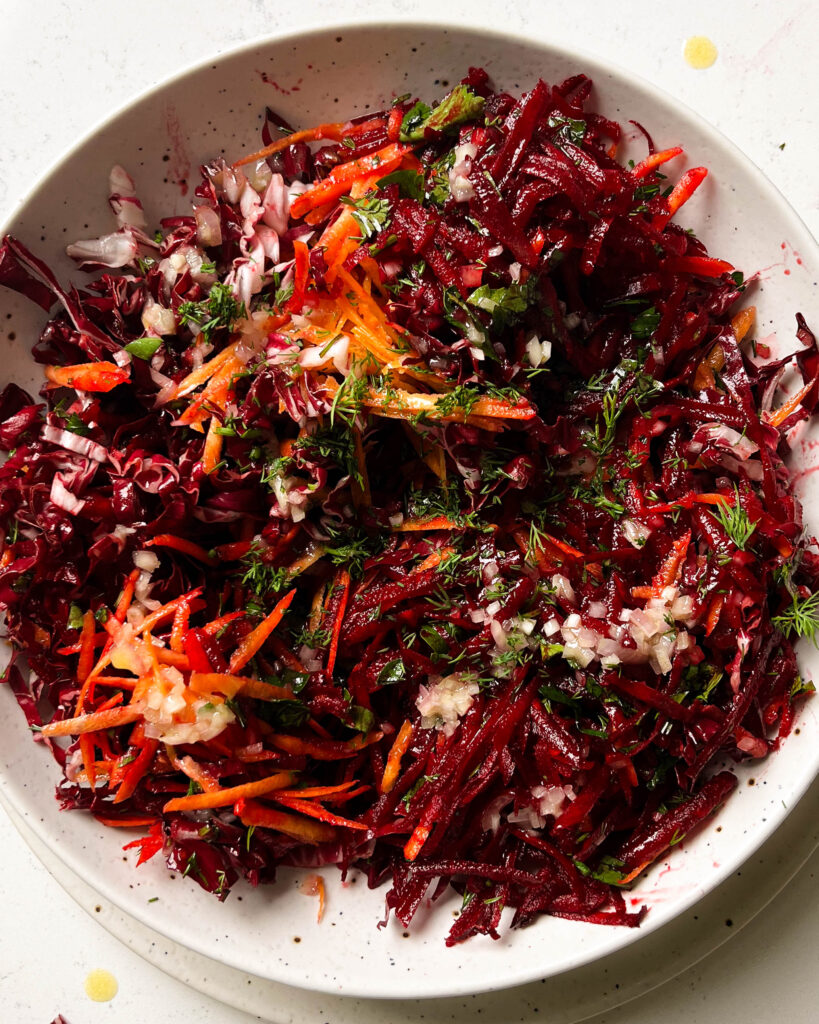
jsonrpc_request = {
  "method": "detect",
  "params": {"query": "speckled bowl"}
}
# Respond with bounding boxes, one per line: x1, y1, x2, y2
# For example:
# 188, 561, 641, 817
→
1, 21, 818, 1002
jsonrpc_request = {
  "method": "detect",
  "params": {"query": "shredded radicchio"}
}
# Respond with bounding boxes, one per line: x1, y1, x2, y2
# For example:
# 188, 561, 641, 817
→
0, 69, 817, 944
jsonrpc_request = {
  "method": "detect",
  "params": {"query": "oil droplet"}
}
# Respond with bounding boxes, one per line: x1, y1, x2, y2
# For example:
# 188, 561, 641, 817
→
683, 36, 718, 69
84, 969, 118, 1002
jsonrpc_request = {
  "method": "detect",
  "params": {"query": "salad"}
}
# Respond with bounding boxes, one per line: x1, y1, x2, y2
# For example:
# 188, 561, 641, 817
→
0, 67, 817, 945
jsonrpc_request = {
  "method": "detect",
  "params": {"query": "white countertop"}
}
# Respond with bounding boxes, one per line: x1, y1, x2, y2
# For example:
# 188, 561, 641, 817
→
1, 2, 818, 1022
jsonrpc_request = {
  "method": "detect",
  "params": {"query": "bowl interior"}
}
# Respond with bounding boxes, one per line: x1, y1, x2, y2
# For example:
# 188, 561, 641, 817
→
1, 21, 818, 1000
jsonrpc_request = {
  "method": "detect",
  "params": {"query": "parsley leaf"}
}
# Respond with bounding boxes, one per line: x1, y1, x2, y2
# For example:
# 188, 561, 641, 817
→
340, 194, 391, 241
376, 168, 425, 201
399, 85, 484, 142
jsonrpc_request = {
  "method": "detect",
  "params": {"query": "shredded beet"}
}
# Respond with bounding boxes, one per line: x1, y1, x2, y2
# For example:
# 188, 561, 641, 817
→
1, 70, 817, 944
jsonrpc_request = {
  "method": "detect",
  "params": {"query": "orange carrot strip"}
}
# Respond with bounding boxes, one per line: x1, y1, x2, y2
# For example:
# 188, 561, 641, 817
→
57, 633, 107, 656
768, 375, 819, 428
162, 770, 295, 812
630, 146, 683, 180
412, 547, 455, 574
302, 874, 326, 922
92, 675, 137, 689
649, 531, 691, 597
176, 354, 244, 427
652, 167, 708, 231
274, 781, 359, 800
44, 361, 129, 392
269, 731, 382, 761
201, 417, 225, 474
155, 649, 190, 669
167, 751, 221, 793
114, 569, 140, 623
189, 671, 294, 702
229, 589, 296, 673
325, 570, 350, 676
200, 611, 244, 637
362, 388, 535, 423
394, 516, 462, 532
170, 600, 191, 654
235, 798, 337, 844
290, 144, 410, 219
136, 588, 205, 638
232, 122, 349, 168
731, 306, 756, 344
147, 534, 218, 566
170, 340, 240, 401
404, 824, 431, 861
304, 200, 337, 226
705, 594, 724, 636
94, 814, 157, 828
77, 610, 97, 686
113, 738, 159, 804
41, 704, 145, 738
272, 796, 370, 831
380, 720, 414, 794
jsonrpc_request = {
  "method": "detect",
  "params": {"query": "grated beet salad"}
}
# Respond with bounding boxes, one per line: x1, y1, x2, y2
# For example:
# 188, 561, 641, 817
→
1, 68, 818, 943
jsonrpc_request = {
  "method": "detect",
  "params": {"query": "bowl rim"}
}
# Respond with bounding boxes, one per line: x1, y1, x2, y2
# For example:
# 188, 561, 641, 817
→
1, 16, 818, 1001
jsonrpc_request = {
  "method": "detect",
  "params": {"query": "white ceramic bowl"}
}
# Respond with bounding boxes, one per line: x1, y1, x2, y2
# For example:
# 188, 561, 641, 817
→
1, 21, 818, 1001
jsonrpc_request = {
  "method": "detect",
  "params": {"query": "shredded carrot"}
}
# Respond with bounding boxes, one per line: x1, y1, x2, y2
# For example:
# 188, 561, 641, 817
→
269, 731, 382, 761
362, 387, 535, 423
147, 534, 218, 566
94, 814, 158, 828
274, 781, 359, 800
272, 795, 370, 830
649, 531, 691, 597
235, 798, 337, 844
394, 516, 464, 532
412, 547, 455, 574
166, 751, 221, 793
229, 588, 296, 673
768, 374, 819, 428
189, 671, 294, 702
169, 340, 240, 401
177, 354, 244, 429
704, 594, 724, 636
77, 610, 97, 686
380, 720, 414, 794
652, 167, 708, 231
731, 306, 756, 344
403, 823, 431, 861
41, 704, 145, 738
201, 417, 225, 474
114, 737, 159, 804
631, 146, 684, 180
325, 570, 351, 676
170, 600, 191, 654
162, 770, 296, 812
202, 610, 245, 635
44, 361, 129, 392
301, 874, 326, 922
114, 569, 141, 623
290, 144, 410, 219
232, 121, 349, 168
